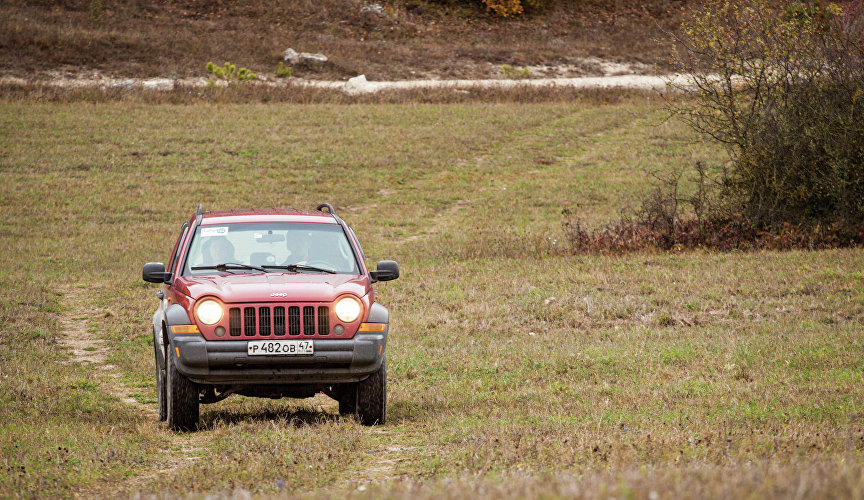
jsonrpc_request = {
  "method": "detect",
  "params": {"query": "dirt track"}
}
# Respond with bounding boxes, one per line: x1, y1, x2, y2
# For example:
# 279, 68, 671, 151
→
58, 285, 206, 497
1, 71, 688, 95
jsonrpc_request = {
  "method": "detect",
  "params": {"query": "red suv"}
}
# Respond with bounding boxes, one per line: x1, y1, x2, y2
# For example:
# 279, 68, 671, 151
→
142, 203, 399, 430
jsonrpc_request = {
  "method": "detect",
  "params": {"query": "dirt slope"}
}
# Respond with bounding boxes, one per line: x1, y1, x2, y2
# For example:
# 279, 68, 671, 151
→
0, 0, 691, 80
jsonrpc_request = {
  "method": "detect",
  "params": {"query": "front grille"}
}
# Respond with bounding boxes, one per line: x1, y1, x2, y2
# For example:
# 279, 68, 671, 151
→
274, 307, 285, 336
318, 306, 330, 336
288, 306, 300, 336
228, 304, 332, 338
244, 307, 256, 336
259, 307, 271, 336
229, 308, 241, 336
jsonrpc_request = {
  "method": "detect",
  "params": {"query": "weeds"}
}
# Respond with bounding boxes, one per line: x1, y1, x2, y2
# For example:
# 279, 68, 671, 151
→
563, 206, 864, 254
206, 62, 257, 81
275, 62, 292, 78
500, 64, 531, 79
563, 158, 864, 254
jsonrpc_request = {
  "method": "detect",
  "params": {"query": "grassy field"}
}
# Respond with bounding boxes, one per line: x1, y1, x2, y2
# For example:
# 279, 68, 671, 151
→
1, 98, 862, 498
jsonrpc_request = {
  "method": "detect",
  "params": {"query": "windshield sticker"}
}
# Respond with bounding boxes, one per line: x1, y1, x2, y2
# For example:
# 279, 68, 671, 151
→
201, 227, 229, 237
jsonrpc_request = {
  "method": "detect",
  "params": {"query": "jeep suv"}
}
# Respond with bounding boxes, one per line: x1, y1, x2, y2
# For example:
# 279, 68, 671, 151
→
142, 203, 399, 430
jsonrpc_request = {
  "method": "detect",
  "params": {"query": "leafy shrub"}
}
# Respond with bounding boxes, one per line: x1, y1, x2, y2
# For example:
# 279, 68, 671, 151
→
206, 62, 257, 81
667, 0, 864, 228
482, 0, 524, 16
276, 62, 292, 78
500, 64, 531, 78
433, 0, 552, 17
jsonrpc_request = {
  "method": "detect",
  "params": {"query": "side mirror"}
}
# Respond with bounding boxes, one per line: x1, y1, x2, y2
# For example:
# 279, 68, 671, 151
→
142, 262, 172, 284
369, 260, 399, 283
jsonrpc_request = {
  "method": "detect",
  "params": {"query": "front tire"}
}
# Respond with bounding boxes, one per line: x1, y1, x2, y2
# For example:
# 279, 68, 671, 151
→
166, 350, 199, 431
356, 358, 386, 426
154, 342, 167, 422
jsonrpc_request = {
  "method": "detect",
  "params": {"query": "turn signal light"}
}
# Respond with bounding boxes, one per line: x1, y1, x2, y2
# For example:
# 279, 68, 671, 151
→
358, 323, 386, 332
170, 324, 200, 334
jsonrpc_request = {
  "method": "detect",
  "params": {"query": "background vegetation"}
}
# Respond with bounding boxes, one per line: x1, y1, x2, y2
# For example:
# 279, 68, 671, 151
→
0, 0, 685, 80
669, 0, 864, 228
563, 0, 864, 253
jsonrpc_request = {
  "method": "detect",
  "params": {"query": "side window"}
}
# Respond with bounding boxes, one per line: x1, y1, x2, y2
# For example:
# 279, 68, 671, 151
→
166, 223, 190, 273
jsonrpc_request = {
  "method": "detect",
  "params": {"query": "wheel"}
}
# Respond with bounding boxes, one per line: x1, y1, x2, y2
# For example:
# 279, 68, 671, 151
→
336, 384, 357, 416
356, 358, 386, 426
166, 350, 199, 431
154, 342, 167, 422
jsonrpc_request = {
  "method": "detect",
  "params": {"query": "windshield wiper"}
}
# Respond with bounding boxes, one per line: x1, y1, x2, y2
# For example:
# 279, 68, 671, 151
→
262, 264, 337, 274
191, 263, 269, 273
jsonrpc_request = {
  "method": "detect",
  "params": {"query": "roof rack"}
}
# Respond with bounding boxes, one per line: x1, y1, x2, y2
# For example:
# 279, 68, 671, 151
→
316, 203, 336, 215
195, 203, 203, 225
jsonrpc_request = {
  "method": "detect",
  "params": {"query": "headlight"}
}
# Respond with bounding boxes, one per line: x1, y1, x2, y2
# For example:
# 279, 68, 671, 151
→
196, 299, 223, 325
334, 296, 362, 323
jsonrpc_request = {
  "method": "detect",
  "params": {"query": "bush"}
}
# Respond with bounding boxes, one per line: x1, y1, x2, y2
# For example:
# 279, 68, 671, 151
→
562, 161, 864, 254
276, 62, 292, 78
431, 0, 552, 17
206, 62, 257, 81
500, 64, 531, 78
667, 0, 864, 228
562, 209, 864, 254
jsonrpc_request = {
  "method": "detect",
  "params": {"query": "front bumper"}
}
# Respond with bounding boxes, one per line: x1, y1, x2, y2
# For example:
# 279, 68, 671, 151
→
170, 330, 387, 385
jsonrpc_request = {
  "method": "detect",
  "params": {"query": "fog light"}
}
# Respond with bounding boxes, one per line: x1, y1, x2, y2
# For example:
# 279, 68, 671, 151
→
333, 324, 345, 336
215, 326, 226, 337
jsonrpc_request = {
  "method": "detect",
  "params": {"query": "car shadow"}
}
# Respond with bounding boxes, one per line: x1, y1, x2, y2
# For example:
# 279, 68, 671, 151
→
194, 396, 436, 429
198, 402, 342, 429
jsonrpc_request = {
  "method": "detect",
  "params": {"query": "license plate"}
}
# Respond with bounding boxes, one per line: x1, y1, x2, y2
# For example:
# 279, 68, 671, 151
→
247, 340, 314, 356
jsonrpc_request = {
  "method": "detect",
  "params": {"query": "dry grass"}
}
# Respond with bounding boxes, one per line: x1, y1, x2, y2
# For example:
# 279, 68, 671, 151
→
0, 100, 862, 498
0, 80, 657, 105
0, 0, 684, 81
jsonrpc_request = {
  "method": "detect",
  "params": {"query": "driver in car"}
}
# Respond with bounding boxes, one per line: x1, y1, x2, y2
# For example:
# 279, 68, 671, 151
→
202, 236, 235, 265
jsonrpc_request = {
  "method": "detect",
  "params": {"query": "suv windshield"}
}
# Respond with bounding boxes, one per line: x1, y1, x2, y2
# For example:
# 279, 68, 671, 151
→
182, 222, 359, 276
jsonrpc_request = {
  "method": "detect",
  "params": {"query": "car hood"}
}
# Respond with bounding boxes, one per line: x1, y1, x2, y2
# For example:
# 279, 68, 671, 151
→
177, 273, 369, 303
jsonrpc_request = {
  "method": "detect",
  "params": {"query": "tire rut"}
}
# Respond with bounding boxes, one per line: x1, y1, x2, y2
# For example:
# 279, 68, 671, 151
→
58, 284, 154, 413
58, 285, 204, 496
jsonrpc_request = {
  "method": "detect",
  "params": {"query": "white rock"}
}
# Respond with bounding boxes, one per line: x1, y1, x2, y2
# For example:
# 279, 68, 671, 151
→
345, 74, 370, 94
141, 78, 173, 91
302, 52, 328, 63
283, 48, 300, 64
283, 48, 329, 65
111, 79, 136, 90
361, 4, 387, 16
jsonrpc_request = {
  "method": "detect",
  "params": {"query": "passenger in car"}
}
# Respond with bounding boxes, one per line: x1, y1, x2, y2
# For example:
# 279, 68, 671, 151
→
285, 236, 309, 265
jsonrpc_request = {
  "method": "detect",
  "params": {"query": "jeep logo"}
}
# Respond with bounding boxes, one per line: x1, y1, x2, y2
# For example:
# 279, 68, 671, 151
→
270, 292, 288, 297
